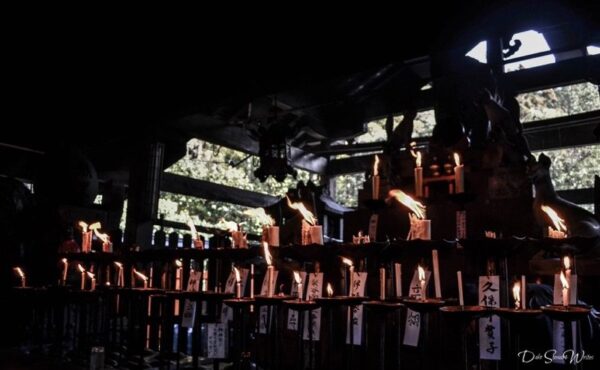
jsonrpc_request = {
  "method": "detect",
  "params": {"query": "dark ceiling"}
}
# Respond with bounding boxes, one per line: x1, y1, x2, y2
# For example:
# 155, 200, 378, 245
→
2, 1, 598, 179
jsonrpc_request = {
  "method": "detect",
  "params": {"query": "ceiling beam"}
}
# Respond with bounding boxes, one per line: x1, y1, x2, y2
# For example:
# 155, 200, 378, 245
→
161, 172, 278, 208
556, 188, 594, 205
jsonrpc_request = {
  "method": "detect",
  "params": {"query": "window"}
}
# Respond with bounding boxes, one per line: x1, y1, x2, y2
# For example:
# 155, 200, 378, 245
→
517, 82, 600, 122
533, 144, 600, 191
353, 110, 436, 144
466, 41, 487, 63
332, 173, 365, 208
503, 30, 555, 72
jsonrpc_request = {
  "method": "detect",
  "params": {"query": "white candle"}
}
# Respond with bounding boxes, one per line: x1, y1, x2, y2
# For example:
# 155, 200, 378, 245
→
432, 249, 441, 298
372, 155, 380, 200
414, 152, 423, 197
149, 267, 154, 288
236, 281, 241, 299
560, 271, 569, 307
453, 153, 464, 194
297, 281, 303, 301
78, 264, 86, 290
349, 265, 354, 296
394, 263, 402, 297
513, 283, 521, 310
520, 275, 526, 309
175, 261, 183, 291
91, 276, 96, 291
143, 279, 148, 289
267, 266, 274, 297
61, 258, 68, 286
379, 267, 386, 301
250, 264, 255, 298
457, 271, 464, 306
418, 265, 426, 301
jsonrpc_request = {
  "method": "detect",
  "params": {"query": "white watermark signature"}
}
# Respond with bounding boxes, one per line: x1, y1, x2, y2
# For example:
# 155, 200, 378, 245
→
517, 350, 594, 364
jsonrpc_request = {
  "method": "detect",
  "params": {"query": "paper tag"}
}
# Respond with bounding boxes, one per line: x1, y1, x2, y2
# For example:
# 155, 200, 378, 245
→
287, 272, 308, 330
346, 272, 367, 345
303, 273, 324, 340
402, 270, 431, 347
181, 271, 202, 328
368, 214, 379, 241
478, 276, 501, 360
206, 323, 227, 358
408, 270, 431, 299
258, 270, 280, 334
456, 210, 467, 239
221, 269, 249, 322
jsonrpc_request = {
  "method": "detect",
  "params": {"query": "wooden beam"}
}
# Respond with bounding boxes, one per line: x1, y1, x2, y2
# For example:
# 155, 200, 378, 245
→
161, 173, 278, 208
524, 111, 600, 151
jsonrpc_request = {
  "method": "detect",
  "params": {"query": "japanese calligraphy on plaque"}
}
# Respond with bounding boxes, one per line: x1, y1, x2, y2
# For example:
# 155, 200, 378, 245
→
403, 270, 431, 347
181, 271, 202, 328
478, 276, 501, 360
552, 273, 577, 364
302, 273, 324, 340
287, 271, 308, 330
346, 272, 367, 345
258, 270, 279, 334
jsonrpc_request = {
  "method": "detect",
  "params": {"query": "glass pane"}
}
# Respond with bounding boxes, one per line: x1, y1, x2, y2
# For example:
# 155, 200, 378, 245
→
517, 82, 600, 122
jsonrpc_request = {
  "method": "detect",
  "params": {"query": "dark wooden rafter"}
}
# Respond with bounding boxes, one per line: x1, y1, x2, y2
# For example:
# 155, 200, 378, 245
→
161, 172, 278, 208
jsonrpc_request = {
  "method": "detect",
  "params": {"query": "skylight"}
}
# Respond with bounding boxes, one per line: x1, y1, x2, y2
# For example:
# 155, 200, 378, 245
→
503, 30, 555, 72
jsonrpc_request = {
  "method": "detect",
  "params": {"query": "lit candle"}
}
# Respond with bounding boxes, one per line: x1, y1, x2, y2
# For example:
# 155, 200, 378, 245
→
93, 229, 112, 253
414, 152, 423, 197
418, 265, 426, 301
513, 282, 521, 310
342, 257, 354, 296
563, 256, 571, 303
175, 260, 183, 291
14, 267, 26, 287
61, 258, 68, 286
87, 272, 96, 291
379, 267, 386, 301
560, 271, 569, 307
327, 283, 333, 297
541, 205, 567, 238
520, 275, 526, 309
114, 261, 124, 287
234, 267, 241, 299
457, 271, 464, 306
394, 263, 402, 298
134, 269, 149, 289
78, 221, 92, 253
263, 242, 275, 297
246, 208, 279, 247
372, 155, 380, 200
294, 271, 303, 301
453, 153, 464, 194
432, 249, 441, 298
149, 267, 154, 288
250, 264, 255, 299
78, 264, 86, 290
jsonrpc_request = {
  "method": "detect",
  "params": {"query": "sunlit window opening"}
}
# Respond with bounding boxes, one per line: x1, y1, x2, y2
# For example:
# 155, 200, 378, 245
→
465, 41, 487, 63
587, 45, 600, 56
504, 30, 555, 72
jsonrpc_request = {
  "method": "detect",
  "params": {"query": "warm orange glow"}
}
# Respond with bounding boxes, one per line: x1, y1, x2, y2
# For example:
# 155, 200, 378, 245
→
560, 271, 569, 289
77, 264, 85, 273
286, 196, 317, 225
263, 242, 272, 265
175, 259, 183, 268
341, 257, 353, 267
86, 271, 95, 279
233, 267, 241, 283
293, 271, 301, 284
416, 151, 422, 168
373, 155, 380, 177
114, 261, 123, 269
454, 153, 461, 167
14, 267, 24, 278
409, 141, 418, 158
244, 208, 275, 226
327, 283, 333, 297
78, 221, 88, 232
89, 222, 101, 231
94, 230, 110, 243
563, 256, 571, 270
541, 205, 567, 232
134, 269, 148, 282
61, 258, 68, 264
388, 189, 426, 219
417, 265, 425, 281
512, 283, 521, 305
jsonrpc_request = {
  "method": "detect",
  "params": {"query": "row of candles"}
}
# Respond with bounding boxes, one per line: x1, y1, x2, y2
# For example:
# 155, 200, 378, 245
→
372, 151, 465, 201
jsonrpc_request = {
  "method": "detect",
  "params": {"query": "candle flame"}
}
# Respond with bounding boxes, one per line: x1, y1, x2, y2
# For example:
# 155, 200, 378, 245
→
409, 141, 418, 158
175, 259, 182, 268
454, 152, 461, 167
244, 208, 275, 226
78, 221, 88, 233
263, 242, 272, 265
94, 230, 110, 243
341, 257, 353, 267
187, 217, 198, 238
512, 282, 521, 304
388, 189, 426, 219
293, 271, 301, 284
133, 269, 148, 282
62, 258, 68, 264
89, 222, 102, 231
86, 271, 95, 279
327, 283, 333, 297
563, 256, 571, 271
114, 261, 123, 269
77, 264, 85, 273
286, 196, 317, 225
373, 155, 380, 177
13, 267, 24, 278
233, 267, 241, 283
559, 271, 569, 289
541, 205, 567, 233
417, 265, 425, 281
416, 151, 422, 168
